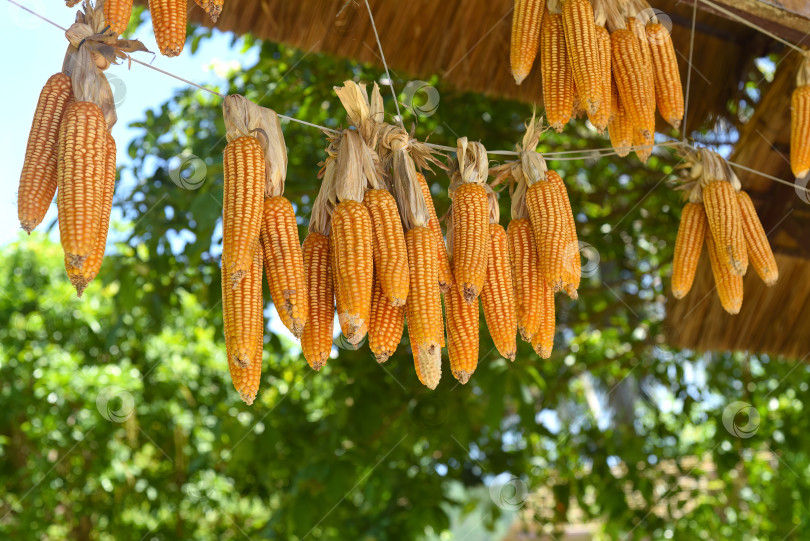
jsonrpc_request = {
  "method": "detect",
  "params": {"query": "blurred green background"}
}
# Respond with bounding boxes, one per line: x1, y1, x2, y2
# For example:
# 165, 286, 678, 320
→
2, 7, 810, 541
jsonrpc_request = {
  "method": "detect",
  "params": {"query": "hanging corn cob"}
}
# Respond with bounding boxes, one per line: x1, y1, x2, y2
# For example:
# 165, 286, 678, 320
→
510, 0, 546, 84
531, 272, 556, 358
445, 252, 480, 383
737, 191, 778, 287
791, 53, 810, 179
149, 0, 186, 57
18, 73, 73, 234
587, 0, 612, 133
417, 172, 454, 293
705, 228, 743, 315
364, 188, 410, 306
450, 139, 491, 304
701, 150, 747, 276
608, 78, 634, 157
642, 8, 684, 129
562, 0, 601, 115
541, 0, 575, 132
671, 202, 707, 299
104, 0, 134, 35
480, 191, 517, 361
369, 276, 405, 363
226, 248, 264, 404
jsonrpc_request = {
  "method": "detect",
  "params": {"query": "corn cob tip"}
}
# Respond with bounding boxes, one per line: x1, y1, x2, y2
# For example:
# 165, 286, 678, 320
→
452, 369, 473, 385
439, 282, 452, 294
240, 391, 256, 406
21, 221, 36, 234
534, 344, 552, 359
518, 327, 533, 343
389, 297, 406, 308
671, 288, 688, 300
503, 350, 516, 362
726, 247, 747, 276
564, 284, 578, 300
309, 357, 327, 371
513, 72, 529, 85
70, 276, 89, 298
375, 351, 391, 363
462, 285, 480, 304
551, 123, 565, 134
66, 253, 87, 270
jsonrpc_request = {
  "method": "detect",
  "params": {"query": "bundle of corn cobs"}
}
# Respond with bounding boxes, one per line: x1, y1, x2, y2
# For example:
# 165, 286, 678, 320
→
18, 3, 147, 297
64, 0, 223, 57
510, 0, 684, 161
671, 148, 778, 314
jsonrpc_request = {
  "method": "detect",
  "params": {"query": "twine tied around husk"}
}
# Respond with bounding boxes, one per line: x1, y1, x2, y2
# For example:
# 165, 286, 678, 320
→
675, 146, 739, 203
222, 94, 288, 198
448, 137, 489, 194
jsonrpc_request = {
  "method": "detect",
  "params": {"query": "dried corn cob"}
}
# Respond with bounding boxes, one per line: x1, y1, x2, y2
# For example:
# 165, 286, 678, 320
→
541, 7, 575, 132
705, 229, 743, 315
301, 232, 334, 370
526, 174, 569, 292
511, 0, 546, 84
737, 191, 778, 286
562, 0, 601, 115
18, 73, 72, 234
57, 101, 108, 269
417, 173, 454, 292
260, 196, 308, 338
646, 21, 684, 129
628, 17, 656, 134
703, 180, 747, 276
227, 248, 264, 405
149, 0, 186, 57
452, 183, 490, 303
611, 28, 654, 153
364, 189, 410, 306
671, 202, 707, 299
369, 276, 405, 362
531, 279, 556, 358
587, 25, 612, 132
548, 171, 580, 297
331, 200, 374, 344
222, 243, 264, 368
608, 79, 634, 157
222, 135, 264, 286
508, 218, 543, 342
193, 0, 224, 22
405, 226, 442, 389
104, 0, 134, 35
66, 133, 116, 297
446, 263, 480, 383
791, 85, 810, 179
481, 224, 517, 361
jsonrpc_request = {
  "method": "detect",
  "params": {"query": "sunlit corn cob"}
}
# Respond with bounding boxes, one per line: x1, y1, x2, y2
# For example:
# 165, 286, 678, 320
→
446, 263, 480, 384
364, 189, 410, 306
18, 73, 72, 234
405, 226, 442, 389
511, 0, 546, 84
526, 176, 568, 292
562, 0, 601, 115
671, 202, 707, 299
452, 183, 490, 303
481, 224, 517, 361
417, 172, 453, 292
331, 200, 374, 344
369, 276, 405, 363
149, 0, 187, 57
222, 244, 264, 368
586, 25, 612, 133
737, 191, 778, 286
66, 133, 116, 297
628, 17, 656, 134
548, 171, 580, 298
193, 0, 224, 22
646, 22, 684, 129
222, 135, 264, 286
632, 123, 653, 163
541, 9, 575, 132
260, 196, 308, 338
611, 28, 654, 152
531, 279, 555, 358
301, 232, 334, 370
608, 79, 633, 157
705, 229, 743, 315
702, 180, 747, 275
508, 218, 543, 342
56, 101, 108, 270
227, 249, 264, 405
104, 0, 134, 35
791, 85, 810, 178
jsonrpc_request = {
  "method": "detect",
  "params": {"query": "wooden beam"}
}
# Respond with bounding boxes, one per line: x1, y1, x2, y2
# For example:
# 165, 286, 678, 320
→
678, 0, 810, 46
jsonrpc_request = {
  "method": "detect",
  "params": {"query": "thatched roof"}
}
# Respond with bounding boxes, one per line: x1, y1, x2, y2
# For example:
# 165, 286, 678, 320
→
176, 0, 810, 357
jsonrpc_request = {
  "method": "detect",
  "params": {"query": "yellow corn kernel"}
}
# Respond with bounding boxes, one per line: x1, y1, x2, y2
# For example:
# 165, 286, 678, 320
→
364, 189, 410, 306
417, 173, 454, 292
260, 196, 309, 338
301, 232, 334, 371
526, 176, 568, 292
671, 202, 707, 299
705, 229, 743, 315
18, 73, 72, 234
737, 191, 778, 286
369, 276, 405, 363
703, 180, 747, 276
608, 79, 634, 157
646, 22, 684, 129
331, 200, 374, 344
57, 101, 108, 270
586, 25, 612, 133
452, 183, 490, 303
104, 0, 134, 35
531, 279, 556, 358
222, 244, 264, 369
548, 171, 579, 298
508, 218, 543, 342
541, 9, 574, 132
222, 135, 264, 287
611, 28, 655, 152
405, 226, 442, 389
227, 249, 264, 405
149, 0, 187, 57
791, 85, 810, 178
446, 263, 480, 384
562, 0, 601, 115
481, 224, 517, 361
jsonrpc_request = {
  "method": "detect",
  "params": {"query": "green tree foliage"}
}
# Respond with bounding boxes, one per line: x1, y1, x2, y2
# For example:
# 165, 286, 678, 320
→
2, 36, 809, 540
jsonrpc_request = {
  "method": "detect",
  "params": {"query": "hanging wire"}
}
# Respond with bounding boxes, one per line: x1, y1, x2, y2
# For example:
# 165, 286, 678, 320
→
362, 0, 405, 128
